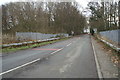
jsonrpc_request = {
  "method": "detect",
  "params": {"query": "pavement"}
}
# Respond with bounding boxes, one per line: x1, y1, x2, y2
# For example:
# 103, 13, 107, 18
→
91, 37, 118, 78
1, 34, 118, 78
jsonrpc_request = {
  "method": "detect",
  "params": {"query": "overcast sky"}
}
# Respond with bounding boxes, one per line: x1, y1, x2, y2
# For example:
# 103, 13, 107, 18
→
0, 0, 118, 7
0, 0, 91, 17
0, 0, 90, 8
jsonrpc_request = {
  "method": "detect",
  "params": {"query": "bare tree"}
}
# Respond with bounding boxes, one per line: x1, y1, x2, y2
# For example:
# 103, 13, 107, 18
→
2, 2, 86, 35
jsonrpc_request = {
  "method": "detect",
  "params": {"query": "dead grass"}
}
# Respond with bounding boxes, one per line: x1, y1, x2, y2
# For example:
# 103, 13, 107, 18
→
2, 34, 17, 44
2, 34, 32, 44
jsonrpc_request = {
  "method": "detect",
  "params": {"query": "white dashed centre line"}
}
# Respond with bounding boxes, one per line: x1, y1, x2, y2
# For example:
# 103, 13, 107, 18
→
0, 48, 64, 76
66, 43, 72, 47
0, 58, 40, 76
50, 48, 63, 54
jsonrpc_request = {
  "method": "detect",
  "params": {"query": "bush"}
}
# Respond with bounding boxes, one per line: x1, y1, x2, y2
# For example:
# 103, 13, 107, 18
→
2, 34, 16, 44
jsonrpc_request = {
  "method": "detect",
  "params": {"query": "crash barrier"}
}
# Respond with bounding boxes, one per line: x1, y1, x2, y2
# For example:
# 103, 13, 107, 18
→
98, 29, 120, 51
2, 38, 60, 48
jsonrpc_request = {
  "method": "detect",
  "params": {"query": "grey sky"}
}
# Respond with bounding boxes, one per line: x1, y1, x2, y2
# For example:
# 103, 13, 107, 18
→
0, 0, 90, 8
0, 0, 92, 17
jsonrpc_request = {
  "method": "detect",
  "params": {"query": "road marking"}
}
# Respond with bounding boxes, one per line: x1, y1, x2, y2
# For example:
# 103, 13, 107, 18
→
66, 43, 72, 47
91, 38, 103, 79
0, 58, 40, 76
32, 48, 60, 51
51, 48, 63, 54
0, 48, 64, 76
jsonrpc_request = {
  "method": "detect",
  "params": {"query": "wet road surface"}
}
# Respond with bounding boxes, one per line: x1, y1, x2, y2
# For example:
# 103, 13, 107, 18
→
2, 34, 98, 78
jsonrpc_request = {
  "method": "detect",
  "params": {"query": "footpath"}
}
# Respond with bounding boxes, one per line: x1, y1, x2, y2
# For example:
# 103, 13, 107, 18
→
91, 37, 119, 78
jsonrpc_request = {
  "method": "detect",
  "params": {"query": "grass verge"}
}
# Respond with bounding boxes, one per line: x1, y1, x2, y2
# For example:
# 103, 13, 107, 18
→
1, 38, 69, 53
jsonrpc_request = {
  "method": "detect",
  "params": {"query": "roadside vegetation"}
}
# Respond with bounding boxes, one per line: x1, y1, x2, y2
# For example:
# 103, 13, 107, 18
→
88, 1, 120, 32
88, 1, 120, 67
2, 2, 87, 44
2, 37, 69, 53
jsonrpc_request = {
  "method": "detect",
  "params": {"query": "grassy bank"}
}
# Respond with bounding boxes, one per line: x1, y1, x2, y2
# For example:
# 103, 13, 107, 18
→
2, 38, 69, 53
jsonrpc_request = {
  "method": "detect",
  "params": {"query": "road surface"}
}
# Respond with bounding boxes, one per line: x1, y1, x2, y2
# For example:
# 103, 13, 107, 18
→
2, 34, 98, 78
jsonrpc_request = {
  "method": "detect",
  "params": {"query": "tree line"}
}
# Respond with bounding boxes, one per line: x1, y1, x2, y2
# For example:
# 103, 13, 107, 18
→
87, 1, 120, 32
2, 2, 87, 35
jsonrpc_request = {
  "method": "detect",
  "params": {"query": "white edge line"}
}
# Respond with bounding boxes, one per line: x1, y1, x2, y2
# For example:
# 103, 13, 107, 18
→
91, 38, 103, 79
0, 47, 64, 76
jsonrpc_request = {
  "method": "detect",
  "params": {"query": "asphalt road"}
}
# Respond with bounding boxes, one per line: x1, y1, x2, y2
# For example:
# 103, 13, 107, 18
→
2, 34, 98, 78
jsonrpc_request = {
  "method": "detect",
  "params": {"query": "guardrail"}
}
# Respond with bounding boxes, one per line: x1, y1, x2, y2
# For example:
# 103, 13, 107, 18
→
97, 37, 120, 52
1, 38, 60, 48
